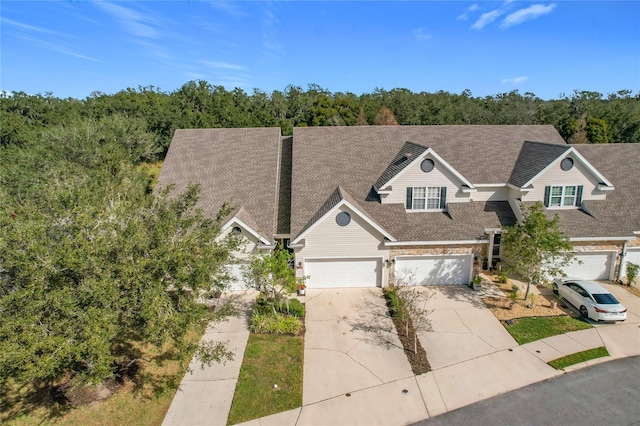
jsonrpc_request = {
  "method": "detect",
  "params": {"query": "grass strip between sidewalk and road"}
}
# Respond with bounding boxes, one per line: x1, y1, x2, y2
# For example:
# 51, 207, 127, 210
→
548, 346, 610, 370
227, 333, 303, 425
503, 316, 592, 345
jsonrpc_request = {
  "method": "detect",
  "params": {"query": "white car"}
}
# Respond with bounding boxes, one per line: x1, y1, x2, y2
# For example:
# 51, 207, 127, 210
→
552, 277, 627, 322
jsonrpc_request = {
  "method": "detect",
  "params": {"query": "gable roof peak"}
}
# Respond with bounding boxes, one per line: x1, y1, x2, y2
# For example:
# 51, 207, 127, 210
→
374, 141, 430, 191
508, 141, 572, 188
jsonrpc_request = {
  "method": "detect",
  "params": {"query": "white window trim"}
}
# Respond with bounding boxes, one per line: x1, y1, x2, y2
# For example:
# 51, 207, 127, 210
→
409, 186, 443, 211
548, 184, 579, 208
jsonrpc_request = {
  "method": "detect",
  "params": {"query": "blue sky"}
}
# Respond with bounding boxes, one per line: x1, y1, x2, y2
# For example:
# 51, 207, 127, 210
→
1, 1, 638, 100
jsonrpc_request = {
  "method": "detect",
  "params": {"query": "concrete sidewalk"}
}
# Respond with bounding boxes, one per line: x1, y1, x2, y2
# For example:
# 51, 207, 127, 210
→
162, 291, 255, 426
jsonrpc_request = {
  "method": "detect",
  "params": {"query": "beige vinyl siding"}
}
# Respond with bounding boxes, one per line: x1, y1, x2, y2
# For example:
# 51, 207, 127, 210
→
382, 157, 468, 205
296, 205, 389, 283
220, 225, 260, 261
470, 186, 508, 202
522, 156, 606, 203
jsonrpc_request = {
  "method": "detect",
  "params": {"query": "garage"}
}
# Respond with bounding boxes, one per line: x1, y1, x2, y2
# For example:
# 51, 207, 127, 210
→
622, 248, 640, 280
394, 254, 472, 285
224, 263, 248, 290
305, 258, 382, 288
560, 251, 616, 281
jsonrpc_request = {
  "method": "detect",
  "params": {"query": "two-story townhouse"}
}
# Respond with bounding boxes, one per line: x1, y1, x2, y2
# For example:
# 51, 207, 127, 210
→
156, 128, 289, 288
158, 125, 640, 289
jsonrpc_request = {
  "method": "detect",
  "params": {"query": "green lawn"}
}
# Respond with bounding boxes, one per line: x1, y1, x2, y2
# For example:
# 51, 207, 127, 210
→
503, 316, 592, 345
227, 334, 303, 425
548, 346, 610, 370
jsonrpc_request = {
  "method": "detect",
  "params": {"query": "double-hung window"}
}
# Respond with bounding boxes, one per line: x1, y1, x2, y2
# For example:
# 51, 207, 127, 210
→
545, 185, 582, 207
406, 186, 447, 210
412, 187, 426, 209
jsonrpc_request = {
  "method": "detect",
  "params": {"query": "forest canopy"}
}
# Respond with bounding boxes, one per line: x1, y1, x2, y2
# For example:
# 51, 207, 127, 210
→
2, 83, 638, 159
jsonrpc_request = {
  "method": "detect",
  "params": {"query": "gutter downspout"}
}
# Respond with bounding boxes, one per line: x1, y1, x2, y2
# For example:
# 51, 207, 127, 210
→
617, 240, 628, 282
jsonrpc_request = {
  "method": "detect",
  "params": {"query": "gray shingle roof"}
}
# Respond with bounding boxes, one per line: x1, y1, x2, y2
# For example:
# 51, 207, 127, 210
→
374, 141, 429, 190
290, 125, 565, 240
509, 141, 571, 187
557, 143, 640, 237
157, 128, 282, 243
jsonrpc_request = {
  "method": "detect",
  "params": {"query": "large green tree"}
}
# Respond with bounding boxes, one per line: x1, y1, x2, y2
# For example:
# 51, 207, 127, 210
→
501, 202, 574, 300
0, 116, 240, 389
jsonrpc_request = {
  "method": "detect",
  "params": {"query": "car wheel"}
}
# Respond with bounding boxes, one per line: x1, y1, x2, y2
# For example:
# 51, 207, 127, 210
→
552, 284, 558, 295
579, 306, 589, 319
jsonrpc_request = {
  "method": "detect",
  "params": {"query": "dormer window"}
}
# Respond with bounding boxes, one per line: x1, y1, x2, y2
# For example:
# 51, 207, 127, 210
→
545, 185, 583, 208
406, 186, 447, 210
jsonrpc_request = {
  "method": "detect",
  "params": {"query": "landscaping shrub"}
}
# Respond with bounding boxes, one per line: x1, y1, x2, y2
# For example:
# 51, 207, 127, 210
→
254, 293, 305, 317
250, 313, 303, 336
254, 293, 272, 315
384, 286, 404, 318
280, 298, 305, 317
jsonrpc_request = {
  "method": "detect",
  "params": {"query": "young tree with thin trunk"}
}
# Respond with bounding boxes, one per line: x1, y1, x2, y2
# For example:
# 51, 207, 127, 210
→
501, 202, 574, 300
394, 270, 433, 353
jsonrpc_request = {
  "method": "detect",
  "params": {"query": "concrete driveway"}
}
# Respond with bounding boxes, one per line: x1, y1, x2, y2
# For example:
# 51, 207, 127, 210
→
414, 285, 561, 412
596, 284, 640, 359
416, 285, 517, 369
302, 288, 414, 406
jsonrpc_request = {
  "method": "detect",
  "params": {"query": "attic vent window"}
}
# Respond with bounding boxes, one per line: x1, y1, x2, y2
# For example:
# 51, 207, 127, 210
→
232, 226, 242, 235
560, 158, 574, 171
420, 159, 435, 173
336, 211, 351, 227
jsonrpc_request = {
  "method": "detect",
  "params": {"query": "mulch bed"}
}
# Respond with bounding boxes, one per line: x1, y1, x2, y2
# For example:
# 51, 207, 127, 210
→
383, 295, 431, 375
481, 278, 575, 321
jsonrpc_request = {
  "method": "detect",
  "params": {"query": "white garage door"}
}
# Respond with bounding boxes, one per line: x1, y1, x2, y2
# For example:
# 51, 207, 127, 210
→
305, 258, 381, 288
225, 264, 248, 290
561, 252, 615, 281
622, 249, 640, 281
394, 255, 472, 285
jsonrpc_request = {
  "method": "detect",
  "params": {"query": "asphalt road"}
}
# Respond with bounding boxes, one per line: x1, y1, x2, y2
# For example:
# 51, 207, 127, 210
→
415, 356, 640, 426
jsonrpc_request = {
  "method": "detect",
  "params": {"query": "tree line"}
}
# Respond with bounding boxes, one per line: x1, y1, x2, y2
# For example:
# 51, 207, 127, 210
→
2, 82, 638, 159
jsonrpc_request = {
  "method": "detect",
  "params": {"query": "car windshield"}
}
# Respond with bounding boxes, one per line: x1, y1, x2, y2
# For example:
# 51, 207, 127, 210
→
592, 293, 619, 304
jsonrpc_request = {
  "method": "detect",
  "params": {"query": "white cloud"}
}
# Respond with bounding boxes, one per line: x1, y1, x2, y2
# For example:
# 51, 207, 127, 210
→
471, 10, 503, 30
201, 61, 246, 70
501, 76, 529, 84
457, 4, 479, 21
209, 1, 246, 18
14, 34, 103, 63
501, 3, 557, 28
261, 7, 284, 56
94, 2, 161, 39
136, 41, 174, 61
1, 17, 62, 36
412, 27, 432, 41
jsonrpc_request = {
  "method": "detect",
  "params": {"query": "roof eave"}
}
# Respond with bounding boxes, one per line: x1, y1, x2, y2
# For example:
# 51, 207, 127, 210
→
385, 239, 488, 246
